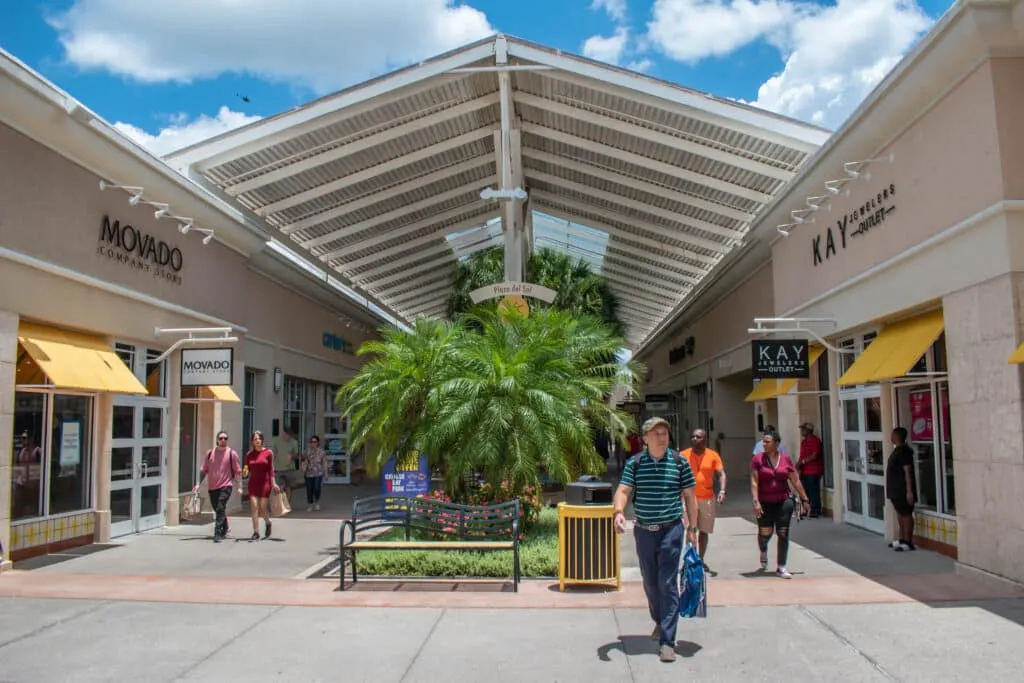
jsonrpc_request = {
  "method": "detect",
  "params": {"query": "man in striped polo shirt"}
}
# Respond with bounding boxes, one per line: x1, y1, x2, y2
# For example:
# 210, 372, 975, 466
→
613, 417, 698, 663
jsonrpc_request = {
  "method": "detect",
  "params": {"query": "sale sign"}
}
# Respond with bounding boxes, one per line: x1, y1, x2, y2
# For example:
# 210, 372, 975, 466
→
909, 389, 933, 441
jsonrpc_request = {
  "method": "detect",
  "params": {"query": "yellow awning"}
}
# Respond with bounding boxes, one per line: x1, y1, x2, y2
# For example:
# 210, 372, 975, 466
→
745, 346, 825, 402
17, 322, 147, 394
200, 385, 240, 401
202, 385, 241, 403
1009, 342, 1024, 364
837, 310, 944, 386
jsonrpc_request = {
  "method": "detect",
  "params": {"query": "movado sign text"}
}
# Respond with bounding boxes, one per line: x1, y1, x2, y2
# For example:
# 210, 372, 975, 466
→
181, 348, 234, 386
97, 216, 184, 285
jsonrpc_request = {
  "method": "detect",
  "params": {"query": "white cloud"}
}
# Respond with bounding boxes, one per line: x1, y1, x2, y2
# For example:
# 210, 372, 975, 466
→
591, 0, 628, 22
48, 0, 494, 94
113, 106, 262, 157
582, 27, 631, 65
645, 0, 934, 129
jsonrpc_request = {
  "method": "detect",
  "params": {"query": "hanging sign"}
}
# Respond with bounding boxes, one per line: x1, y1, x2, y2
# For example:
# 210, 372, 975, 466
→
469, 281, 557, 304
181, 348, 234, 386
751, 339, 810, 379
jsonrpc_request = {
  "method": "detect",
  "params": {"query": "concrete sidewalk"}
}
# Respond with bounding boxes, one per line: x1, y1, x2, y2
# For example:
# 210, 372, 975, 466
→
1, 597, 1022, 682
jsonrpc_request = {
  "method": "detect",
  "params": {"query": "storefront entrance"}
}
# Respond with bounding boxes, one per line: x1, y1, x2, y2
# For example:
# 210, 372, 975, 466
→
840, 388, 886, 534
110, 344, 168, 537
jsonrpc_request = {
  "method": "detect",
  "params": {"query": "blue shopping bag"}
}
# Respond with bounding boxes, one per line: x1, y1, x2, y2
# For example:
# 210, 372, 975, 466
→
678, 544, 708, 619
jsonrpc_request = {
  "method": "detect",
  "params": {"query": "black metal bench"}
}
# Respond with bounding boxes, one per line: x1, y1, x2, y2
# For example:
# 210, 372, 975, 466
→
338, 494, 521, 591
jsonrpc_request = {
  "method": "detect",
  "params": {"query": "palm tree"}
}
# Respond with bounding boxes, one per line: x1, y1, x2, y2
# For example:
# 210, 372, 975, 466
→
339, 307, 643, 496
447, 247, 624, 335
337, 316, 461, 479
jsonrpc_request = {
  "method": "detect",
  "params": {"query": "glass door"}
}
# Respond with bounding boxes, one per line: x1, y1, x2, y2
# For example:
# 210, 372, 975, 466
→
110, 397, 167, 536
840, 389, 886, 534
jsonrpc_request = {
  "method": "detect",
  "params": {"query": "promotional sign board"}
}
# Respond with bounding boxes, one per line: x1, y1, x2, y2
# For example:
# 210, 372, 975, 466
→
751, 340, 810, 379
381, 451, 430, 517
181, 348, 234, 386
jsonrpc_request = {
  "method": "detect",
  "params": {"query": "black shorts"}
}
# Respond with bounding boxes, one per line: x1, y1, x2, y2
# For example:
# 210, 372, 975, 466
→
890, 497, 915, 516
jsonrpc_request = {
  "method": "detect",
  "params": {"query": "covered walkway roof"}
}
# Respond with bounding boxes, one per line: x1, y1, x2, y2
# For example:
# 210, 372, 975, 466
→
168, 35, 829, 346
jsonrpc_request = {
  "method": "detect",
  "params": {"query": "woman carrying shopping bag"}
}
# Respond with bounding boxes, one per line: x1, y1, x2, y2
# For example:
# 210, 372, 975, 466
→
244, 430, 280, 541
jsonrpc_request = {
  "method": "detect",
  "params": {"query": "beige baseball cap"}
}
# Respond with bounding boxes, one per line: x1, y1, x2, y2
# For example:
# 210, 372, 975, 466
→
642, 416, 671, 434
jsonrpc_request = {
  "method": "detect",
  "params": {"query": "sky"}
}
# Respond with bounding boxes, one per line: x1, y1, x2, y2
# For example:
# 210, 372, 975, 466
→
0, 1, 955, 156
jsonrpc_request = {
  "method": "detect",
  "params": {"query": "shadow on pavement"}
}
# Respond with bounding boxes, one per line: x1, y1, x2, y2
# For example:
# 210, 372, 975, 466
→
597, 635, 702, 661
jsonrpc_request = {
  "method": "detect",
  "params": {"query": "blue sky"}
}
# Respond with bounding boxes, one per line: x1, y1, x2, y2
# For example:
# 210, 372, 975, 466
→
1, 1, 956, 155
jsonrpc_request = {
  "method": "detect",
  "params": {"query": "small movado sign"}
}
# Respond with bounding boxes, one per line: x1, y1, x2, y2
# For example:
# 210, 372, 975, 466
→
181, 348, 234, 386
751, 339, 810, 379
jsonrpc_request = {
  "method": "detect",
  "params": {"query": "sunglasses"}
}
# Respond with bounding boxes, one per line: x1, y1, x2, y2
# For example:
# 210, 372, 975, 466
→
218, 436, 228, 440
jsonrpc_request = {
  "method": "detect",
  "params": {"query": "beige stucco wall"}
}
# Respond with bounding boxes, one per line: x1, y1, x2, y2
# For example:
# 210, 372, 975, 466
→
771, 61, 1005, 316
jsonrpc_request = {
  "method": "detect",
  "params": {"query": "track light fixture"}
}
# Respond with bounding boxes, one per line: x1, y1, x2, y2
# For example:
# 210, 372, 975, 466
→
98, 180, 215, 245
776, 222, 799, 237
128, 192, 143, 206
843, 152, 895, 178
806, 195, 830, 209
178, 221, 192, 234
824, 178, 854, 195
202, 232, 214, 245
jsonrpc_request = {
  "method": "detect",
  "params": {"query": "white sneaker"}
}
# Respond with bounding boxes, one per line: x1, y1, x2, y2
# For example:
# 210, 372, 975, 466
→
306, 506, 313, 512
776, 567, 793, 579
314, 504, 320, 511
894, 542, 910, 552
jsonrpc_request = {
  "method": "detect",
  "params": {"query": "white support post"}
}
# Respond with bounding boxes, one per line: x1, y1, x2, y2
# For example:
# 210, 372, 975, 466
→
495, 36, 525, 283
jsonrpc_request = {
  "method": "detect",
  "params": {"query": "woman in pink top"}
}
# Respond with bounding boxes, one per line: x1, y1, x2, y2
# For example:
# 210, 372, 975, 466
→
750, 431, 810, 579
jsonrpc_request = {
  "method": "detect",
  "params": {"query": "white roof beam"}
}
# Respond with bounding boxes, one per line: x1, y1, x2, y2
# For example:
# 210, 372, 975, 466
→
617, 304, 662, 323
363, 251, 455, 290
516, 92, 793, 182
320, 204, 495, 263
228, 93, 501, 196
602, 238, 706, 278
605, 280, 682, 309
258, 128, 496, 216
381, 271, 453, 300
616, 294, 675, 317
166, 39, 498, 169
304, 178, 496, 250
280, 156, 494, 233
392, 282, 452, 309
521, 122, 771, 206
533, 193, 724, 263
601, 260, 693, 294
352, 235, 468, 282
373, 267, 454, 297
522, 148, 754, 224
340, 211, 500, 271
407, 297, 449, 316
507, 43, 828, 152
527, 169, 745, 244
601, 252, 699, 286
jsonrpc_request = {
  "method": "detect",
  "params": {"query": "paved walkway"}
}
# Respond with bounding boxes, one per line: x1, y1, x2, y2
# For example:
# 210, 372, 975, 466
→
3, 478, 1024, 681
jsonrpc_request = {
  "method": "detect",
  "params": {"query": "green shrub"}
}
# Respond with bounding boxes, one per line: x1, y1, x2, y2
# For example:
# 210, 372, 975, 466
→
354, 506, 559, 578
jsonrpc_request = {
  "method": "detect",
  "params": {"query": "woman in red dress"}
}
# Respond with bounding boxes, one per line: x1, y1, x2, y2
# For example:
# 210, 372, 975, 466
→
245, 430, 280, 540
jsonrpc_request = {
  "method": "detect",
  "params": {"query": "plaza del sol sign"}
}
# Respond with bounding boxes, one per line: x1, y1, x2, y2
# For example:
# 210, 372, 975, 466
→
97, 215, 184, 285
811, 182, 897, 267
469, 281, 558, 304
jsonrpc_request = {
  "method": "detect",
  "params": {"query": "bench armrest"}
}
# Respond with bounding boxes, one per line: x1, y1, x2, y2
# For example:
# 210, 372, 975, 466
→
340, 519, 355, 548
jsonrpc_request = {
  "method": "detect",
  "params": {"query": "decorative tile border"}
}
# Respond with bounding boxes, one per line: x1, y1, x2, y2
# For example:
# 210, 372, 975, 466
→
10, 511, 95, 551
914, 510, 957, 546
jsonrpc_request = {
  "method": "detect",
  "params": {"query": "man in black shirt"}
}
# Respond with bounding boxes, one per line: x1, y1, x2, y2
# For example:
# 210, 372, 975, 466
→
886, 427, 917, 551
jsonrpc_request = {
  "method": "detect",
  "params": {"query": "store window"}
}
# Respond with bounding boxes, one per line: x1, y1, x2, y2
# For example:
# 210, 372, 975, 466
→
10, 391, 94, 521
895, 334, 954, 515
693, 383, 711, 434
283, 376, 316, 445
816, 353, 835, 489
243, 369, 257, 442
178, 400, 198, 492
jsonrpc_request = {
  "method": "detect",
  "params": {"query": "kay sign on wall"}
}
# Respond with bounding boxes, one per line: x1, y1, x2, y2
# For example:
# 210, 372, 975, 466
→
181, 348, 234, 386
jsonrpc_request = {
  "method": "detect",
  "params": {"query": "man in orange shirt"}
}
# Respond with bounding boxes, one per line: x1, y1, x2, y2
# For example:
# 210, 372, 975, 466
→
682, 429, 727, 565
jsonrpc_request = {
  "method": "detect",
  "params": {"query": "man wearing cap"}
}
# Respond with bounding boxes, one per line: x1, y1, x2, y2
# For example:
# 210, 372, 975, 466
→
613, 416, 698, 663
798, 423, 824, 518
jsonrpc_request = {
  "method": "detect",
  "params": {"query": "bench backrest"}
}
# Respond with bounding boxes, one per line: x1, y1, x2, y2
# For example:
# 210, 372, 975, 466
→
351, 495, 520, 541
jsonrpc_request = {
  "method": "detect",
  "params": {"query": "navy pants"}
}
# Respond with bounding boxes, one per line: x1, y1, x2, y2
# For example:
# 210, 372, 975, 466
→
800, 474, 822, 516
634, 521, 683, 647
305, 475, 324, 505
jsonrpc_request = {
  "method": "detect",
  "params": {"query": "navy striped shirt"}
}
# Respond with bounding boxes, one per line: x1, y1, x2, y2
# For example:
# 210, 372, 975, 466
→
620, 449, 696, 526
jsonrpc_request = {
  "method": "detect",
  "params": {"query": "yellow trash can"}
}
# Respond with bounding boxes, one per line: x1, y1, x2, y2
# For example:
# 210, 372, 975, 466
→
557, 503, 621, 591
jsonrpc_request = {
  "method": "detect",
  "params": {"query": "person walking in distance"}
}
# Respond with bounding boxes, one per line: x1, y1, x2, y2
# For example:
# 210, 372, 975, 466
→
750, 431, 811, 579
682, 429, 727, 570
301, 435, 328, 512
613, 417, 699, 663
887, 427, 917, 551
245, 430, 280, 541
193, 431, 242, 543
797, 423, 824, 518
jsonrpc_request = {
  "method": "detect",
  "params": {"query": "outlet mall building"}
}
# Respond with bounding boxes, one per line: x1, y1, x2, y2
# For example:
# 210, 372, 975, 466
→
638, 0, 1024, 585
0, 57, 402, 566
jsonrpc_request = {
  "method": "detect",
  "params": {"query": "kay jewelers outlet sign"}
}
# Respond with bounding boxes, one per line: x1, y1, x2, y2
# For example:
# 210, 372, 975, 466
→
181, 348, 234, 387
751, 339, 810, 379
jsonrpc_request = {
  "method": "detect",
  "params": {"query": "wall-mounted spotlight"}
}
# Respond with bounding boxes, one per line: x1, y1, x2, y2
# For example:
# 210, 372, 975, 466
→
98, 180, 143, 194
151, 203, 171, 219
824, 178, 854, 195
776, 222, 799, 237
806, 195, 830, 210
178, 221, 192, 234
843, 152, 895, 178
128, 191, 143, 206
202, 232, 214, 245
791, 208, 814, 224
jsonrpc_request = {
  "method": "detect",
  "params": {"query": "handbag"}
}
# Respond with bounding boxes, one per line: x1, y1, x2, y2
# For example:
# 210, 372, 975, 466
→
678, 544, 708, 619
270, 489, 292, 516
182, 492, 203, 520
